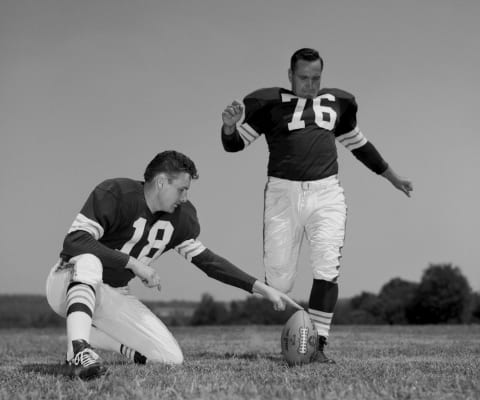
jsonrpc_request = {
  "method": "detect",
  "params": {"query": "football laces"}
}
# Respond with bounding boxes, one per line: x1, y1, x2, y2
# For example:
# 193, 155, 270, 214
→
298, 327, 309, 354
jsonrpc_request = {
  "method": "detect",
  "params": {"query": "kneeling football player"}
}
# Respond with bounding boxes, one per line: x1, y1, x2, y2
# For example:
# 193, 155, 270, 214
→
46, 150, 301, 380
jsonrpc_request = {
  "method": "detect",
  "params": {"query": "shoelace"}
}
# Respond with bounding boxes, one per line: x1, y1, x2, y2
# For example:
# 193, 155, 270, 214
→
73, 348, 99, 367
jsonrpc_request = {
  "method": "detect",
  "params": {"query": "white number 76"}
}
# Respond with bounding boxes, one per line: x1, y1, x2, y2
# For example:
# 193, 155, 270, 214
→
281, 93, 337, 131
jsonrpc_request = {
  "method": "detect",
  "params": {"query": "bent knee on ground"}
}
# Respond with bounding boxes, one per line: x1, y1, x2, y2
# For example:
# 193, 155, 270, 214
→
134, 325, 184, 365
147, 345, 184, 365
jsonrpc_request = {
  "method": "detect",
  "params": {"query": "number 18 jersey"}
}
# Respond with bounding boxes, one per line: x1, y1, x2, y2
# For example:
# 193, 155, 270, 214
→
60, 178, 202, 287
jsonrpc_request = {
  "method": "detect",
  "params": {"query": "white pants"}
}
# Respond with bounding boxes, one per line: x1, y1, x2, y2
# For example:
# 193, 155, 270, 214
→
263, 175, 347, 293
46, 258, 183, 364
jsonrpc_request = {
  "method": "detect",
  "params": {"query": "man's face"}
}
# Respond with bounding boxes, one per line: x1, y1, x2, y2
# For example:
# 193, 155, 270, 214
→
288, 59, 322, 99
157, 172, 191, 213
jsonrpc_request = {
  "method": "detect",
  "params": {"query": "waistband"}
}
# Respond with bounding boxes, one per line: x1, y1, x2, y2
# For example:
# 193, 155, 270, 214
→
267, 175, 339, 190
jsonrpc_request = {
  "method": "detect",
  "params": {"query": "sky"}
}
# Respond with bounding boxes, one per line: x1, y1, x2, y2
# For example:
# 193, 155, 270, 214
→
0, 0, 478, 303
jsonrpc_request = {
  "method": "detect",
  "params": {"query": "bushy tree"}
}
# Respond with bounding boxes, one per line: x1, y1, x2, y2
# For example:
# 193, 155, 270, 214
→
190, 293, 228, 325
331, 298, 354, 324
349, 291, 384, 324
471, 292, 480, 323
378, 278, 418, 324
407, 263, 472, 324
228, 297, 301, 324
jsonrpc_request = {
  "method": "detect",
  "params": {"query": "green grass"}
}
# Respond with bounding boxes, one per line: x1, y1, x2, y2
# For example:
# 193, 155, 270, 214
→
1, 325, 479, 400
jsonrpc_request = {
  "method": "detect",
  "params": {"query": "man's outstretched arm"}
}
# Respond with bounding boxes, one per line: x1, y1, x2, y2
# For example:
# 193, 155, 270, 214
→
336, 129, 413, 197
177, 241, 302, 311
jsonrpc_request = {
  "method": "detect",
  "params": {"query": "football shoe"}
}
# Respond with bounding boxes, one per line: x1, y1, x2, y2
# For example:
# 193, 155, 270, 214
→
67, 339, 107, 380
313, 336, 336, 364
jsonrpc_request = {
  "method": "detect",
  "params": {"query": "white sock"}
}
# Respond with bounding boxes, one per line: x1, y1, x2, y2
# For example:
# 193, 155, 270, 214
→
308, 308, 333, 338
65, 283, 95, 359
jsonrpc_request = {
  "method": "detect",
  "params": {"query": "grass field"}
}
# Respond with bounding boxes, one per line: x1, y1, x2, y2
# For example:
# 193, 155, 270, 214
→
1, 325, 479, 400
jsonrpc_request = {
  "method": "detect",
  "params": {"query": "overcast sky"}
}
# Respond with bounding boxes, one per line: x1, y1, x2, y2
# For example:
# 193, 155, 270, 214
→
1, 0, 478, 302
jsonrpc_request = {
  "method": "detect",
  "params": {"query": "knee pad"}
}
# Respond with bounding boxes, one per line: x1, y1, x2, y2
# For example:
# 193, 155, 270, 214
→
166, 349, 184, 365
70, 254, 103, 287
143, 335, 184, 365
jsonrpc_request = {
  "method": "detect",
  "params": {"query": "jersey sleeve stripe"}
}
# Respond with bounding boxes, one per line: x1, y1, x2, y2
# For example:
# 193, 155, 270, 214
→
175, 239, 206, 262
336, 126, 368, 151
67, 213, 104, 239
238, 123, 260, 146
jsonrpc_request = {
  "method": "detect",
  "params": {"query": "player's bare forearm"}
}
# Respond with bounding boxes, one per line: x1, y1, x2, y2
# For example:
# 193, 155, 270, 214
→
381, 166, 413, 197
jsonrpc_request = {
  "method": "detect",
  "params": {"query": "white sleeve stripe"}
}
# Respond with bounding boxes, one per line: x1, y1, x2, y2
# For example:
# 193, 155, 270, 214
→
176, 238, 195, 252
337, 127, 361, 140
67, 213, 104, 239
238, 130, 254, 144
175, 239, 206, 262
241, 122, 260, 138
344, 137, 368, 149
185, 246, 205, 261
239, 132, 254, 144
337, 126, 368, 151
237, 127, 256, 144
238, 123, 260, 146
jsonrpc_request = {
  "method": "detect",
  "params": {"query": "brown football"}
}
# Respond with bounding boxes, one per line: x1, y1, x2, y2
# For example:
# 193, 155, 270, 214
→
281, 310, 318, 365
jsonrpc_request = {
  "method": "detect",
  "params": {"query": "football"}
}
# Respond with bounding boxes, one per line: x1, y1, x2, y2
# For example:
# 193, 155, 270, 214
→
281, 310, 318, 365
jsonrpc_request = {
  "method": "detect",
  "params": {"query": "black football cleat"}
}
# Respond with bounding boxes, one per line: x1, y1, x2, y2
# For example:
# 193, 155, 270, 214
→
313, 336, 336, 364
67, 339, 107, 380
133, 351, 147, 365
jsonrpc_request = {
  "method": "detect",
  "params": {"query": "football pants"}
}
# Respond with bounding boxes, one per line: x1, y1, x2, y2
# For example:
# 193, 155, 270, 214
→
46, 256, 183, 364
263, 175, 347, 293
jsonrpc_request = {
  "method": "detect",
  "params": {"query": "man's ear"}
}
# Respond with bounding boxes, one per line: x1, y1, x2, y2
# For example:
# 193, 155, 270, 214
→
156, 173, 168, 189
288, 68, 293, 84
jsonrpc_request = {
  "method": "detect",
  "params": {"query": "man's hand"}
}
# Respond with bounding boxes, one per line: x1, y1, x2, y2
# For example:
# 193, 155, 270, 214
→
125, 257, 161, 291
381, 166, 413, 197
222, 101, 244, 134
252, 281, 303, 311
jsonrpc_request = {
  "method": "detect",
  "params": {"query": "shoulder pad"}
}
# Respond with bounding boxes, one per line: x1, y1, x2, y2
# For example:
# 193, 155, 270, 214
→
96, 178, 141, 197
244, 87, 283, 103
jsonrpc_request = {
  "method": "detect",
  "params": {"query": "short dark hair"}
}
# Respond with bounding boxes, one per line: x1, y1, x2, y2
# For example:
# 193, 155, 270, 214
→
290, 48, 324, 72
144, 150, 199, 182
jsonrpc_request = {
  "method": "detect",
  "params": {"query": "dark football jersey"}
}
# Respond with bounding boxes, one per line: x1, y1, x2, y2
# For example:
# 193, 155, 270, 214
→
222, 87, 374, 181
61, 178, 203, 287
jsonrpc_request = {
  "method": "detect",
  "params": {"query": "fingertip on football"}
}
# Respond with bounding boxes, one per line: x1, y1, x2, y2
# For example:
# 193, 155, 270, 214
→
290, 301, 304, 310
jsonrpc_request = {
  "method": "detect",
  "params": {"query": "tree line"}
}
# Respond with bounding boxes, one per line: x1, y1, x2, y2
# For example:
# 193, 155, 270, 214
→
188, 263, 479, 326
0, 263, 478, 328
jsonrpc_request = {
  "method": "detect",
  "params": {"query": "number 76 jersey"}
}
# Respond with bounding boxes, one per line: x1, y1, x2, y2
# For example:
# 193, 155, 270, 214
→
222, 87, 368, 181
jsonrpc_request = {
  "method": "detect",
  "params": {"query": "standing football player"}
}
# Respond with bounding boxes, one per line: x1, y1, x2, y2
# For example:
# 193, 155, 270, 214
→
221, 48, 413, 363
46, 150, 301, 380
